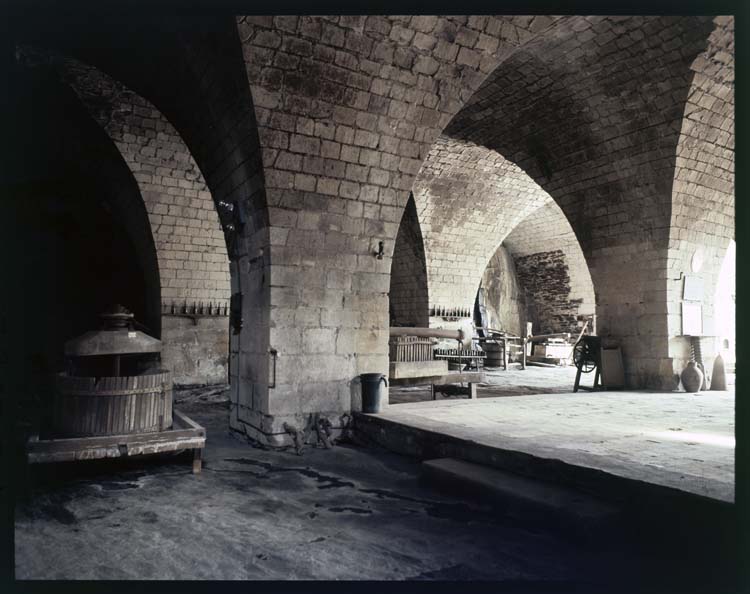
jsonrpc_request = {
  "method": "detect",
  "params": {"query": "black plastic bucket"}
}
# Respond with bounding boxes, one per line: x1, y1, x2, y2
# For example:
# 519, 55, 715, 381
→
360, 373, 388, 413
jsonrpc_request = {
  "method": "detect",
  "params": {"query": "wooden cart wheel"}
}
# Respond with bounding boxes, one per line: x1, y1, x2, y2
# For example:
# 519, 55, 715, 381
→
573, 340, 597, 373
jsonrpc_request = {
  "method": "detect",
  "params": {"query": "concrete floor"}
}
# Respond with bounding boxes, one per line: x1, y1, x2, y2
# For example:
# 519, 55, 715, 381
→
379, 389, 735, 502
15, 387, 644, 583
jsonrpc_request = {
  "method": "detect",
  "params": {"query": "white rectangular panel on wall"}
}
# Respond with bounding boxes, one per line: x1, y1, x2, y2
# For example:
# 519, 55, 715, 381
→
682, 302, 703, 336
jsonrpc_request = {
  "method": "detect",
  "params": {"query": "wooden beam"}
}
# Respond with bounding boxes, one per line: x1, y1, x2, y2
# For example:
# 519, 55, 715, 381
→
26, 409, 206, 466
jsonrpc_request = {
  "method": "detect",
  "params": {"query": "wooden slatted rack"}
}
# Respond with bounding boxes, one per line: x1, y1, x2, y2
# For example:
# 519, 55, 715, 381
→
389, 335, 435, 362
434, 348, 486, 371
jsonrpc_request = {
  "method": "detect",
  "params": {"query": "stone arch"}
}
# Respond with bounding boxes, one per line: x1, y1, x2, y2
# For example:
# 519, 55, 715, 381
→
412, 136, 552, 316
432, 15, 718, 388
17, 45, 234, 385
9, 13, 272, 435
389, 194, 429, 327
234, 15, 571, 438
504, 201, 596, 335
666, 16, 734, 383
8, 13, 732, 442
5, 61, 161, 399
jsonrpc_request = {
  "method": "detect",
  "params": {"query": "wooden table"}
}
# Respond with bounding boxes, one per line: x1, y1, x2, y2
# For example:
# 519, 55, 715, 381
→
390, 371, 485, 400
476, 336, 526, 370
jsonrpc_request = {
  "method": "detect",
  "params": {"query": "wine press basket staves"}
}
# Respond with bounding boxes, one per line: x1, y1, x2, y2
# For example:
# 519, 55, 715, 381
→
54, 371, 172, 437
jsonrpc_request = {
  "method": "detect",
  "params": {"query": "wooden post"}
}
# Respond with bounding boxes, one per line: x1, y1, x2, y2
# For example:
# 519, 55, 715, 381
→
192, 448, 202, 474
525, 322, 533, 357
502, 337, 508, 370
431, 383, 436, 400
468, 383, 477, 399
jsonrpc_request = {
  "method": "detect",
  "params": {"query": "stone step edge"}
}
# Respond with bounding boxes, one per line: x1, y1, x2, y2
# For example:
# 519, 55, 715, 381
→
422, 457, 621, 526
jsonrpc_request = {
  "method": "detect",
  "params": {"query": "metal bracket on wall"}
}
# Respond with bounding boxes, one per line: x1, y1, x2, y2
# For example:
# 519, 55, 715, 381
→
162, 301, 229, 325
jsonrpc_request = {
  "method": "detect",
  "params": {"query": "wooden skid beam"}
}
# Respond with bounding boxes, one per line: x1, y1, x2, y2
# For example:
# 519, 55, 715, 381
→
26, 409, 205, 465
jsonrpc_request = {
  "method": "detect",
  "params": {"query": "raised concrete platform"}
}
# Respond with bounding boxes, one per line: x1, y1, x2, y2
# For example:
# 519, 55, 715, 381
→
357, 391, 735, 506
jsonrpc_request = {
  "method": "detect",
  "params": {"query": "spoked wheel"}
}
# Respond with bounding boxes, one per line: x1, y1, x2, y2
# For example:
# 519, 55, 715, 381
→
573, 340, 597, 373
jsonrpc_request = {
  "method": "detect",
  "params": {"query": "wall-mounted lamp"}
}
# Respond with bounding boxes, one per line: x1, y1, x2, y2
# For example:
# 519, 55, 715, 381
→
375, 241, 384, 260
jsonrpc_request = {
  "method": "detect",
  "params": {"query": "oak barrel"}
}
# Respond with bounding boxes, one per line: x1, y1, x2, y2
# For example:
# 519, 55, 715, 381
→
54, 370, 173, 437
482, 342, 505, 366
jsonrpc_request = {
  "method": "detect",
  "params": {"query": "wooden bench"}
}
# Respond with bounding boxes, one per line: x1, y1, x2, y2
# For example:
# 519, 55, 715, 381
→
389, 371, 485, 400
388, 329, 483, 400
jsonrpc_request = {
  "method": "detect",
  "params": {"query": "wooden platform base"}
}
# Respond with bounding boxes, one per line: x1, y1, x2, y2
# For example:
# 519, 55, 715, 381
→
26, 409, 206, 474
389, 360, 449, 379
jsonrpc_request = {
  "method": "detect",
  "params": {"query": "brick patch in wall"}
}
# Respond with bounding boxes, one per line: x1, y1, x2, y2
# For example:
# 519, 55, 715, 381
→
514, 250, 581, 335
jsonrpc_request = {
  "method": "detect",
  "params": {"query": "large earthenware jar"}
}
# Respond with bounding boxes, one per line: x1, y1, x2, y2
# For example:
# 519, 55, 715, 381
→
710, 352, 727, 391
681, 361, 704, 393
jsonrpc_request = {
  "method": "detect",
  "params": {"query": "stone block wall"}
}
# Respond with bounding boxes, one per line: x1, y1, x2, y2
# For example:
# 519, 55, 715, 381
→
504, 200, 595, 335
12, 14, 734, 443
235, 15, 554, 443
162, 317, 229, 385
514, 251, 580, 335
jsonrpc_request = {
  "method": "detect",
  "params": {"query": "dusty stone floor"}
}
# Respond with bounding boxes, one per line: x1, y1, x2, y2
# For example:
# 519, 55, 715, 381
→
378, 389, 735, 502
13, 385, 644, 583
389, 364, 736, 403
389, 364, 581, 404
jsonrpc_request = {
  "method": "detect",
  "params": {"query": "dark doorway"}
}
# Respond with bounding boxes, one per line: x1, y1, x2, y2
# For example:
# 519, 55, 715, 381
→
5, 61, 160, 428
